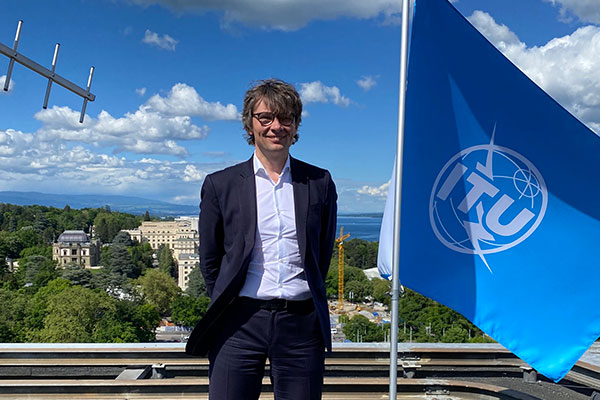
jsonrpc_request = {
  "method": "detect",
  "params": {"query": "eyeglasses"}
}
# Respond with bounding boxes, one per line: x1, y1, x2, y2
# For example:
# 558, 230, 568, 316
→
252, 112, 295, 127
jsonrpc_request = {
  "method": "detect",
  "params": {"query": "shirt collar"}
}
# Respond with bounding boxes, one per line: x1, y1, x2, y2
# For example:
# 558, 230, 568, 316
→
253, 152, 291, 179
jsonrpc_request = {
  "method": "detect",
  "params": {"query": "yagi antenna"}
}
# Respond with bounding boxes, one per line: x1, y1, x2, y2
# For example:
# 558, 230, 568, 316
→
0, 20, 96, 123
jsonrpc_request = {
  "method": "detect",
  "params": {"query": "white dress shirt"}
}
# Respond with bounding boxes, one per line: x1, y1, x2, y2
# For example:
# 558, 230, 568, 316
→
238, 154, 311, 300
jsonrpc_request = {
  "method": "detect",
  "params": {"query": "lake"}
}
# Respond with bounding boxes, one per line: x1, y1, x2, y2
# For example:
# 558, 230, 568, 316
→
335, 214, 383, 242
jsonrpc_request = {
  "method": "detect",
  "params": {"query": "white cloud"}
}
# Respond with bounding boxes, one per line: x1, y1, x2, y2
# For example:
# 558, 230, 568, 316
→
28, 83, 239, 156
0, 75, 14, 94
0, 129, 34, 156
142, 29, 178, 51
469, 11, 600, 133
171, 194, 199, 203
0, 81, 241, 202
136, 87, 147, 96
357, 75, 377, 91
0, 129, 220, 202
127, 0, 401, 31
183, 164, 207, 182
468, 11, 524, 54
146, 83, 239, 120
358, 180, 390, 197
545, 0, 600, 24
34, 106, 207, 156
299, 81, 350, 107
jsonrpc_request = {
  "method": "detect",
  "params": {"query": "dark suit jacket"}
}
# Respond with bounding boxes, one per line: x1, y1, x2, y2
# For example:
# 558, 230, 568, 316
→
185, 156, 337, 357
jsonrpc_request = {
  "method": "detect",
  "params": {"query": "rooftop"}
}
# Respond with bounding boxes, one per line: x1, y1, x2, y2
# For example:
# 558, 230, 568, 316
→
56, 230, 90, 243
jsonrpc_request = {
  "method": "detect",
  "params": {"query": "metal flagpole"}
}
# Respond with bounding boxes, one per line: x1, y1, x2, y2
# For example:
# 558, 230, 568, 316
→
389, 0, 411, 398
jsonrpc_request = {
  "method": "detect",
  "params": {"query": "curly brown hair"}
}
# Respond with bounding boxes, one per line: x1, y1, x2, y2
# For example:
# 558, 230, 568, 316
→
242, 79, 302, 145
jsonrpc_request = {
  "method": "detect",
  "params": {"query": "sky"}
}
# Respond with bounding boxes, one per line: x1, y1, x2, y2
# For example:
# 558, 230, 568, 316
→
1, 0, 599, 213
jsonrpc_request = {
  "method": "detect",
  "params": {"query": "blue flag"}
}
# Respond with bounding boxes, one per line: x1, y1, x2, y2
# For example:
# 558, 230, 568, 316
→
378, 0, 600, 381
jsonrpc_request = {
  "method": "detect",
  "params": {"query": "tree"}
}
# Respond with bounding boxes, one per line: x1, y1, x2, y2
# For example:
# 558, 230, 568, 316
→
136, 269, 180, 316
345, 279, 373, 303
39, 286, 116, 343
371, 278, 391, 307
42, 227, 56, 245
93, 212, 140, 243
61, 263, 93, 288
18, 255, 58, 289
132, 303, 161, 341
16, 226, 41, 248
102, 245, 135, 278
130, 242, 153, 277
171, 295, 210, 327
442, 326, 469, 343
143, 211, 151, 221
157, 244, 176, 277
342, 315, 386, 343
341, 239, 379, 270
0, 231, 25, 259
91, 268, 129, 295
0, 257, 8, 279
93, 300, 159, 343
326, 264, 368, 299
0, 286, 29, 342
25, 278, 72, 340
186, 264, 207, 297
33, 213, 51, 236
19, 245, 52, 259
94, 215, 109, 243
112, 231, 133, 246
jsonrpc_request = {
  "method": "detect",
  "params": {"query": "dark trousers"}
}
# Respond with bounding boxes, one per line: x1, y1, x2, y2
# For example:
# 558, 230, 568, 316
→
208, 298, 325, 400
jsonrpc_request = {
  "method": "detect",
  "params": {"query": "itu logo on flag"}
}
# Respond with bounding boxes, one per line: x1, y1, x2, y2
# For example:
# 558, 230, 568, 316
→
429, 135, 548, 272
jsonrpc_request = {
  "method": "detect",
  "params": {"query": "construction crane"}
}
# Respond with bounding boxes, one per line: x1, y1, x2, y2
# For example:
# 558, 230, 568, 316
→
336, 227, 350, 311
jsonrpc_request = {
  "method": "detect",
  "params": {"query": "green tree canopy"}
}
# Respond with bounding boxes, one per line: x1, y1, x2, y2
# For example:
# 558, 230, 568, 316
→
61, 263, 93, 288
171, 295, 210, 327
0, 286, 29, 342
112, 231, 133, 246
185, 264, 207, 298
371, 278, 391, 307
17, 255, 58, 289
19, 245, 52, 260
345, 279, 373, 303
337, 239, 379, 270
342, 314, 387, 343
130, 242, 153, 277
25, 278, 72, 340
157, 244, 176, 278
102, 244, 137, 278
136, 269, 180, 317
93, 212, 140, 243
39, 285, 115, 343
326, 264, 368, 299
93, 300, 160, 343
0, 231, 25, 259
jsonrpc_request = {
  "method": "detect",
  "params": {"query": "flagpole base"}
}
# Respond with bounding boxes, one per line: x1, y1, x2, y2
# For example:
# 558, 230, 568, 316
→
521, 366, 538, 383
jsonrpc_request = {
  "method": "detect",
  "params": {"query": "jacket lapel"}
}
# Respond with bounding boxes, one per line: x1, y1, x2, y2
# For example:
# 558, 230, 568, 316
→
291, 156, 308, 265
239, 157, 256, 261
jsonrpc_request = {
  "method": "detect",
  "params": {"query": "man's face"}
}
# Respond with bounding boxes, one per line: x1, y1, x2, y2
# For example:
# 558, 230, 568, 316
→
250, 100, 297, 157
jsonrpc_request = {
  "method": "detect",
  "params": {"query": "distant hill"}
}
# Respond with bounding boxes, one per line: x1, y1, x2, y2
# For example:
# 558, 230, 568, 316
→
0, 191, 198, 217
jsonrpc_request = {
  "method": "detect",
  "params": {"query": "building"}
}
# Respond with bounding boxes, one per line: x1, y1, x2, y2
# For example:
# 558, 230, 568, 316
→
52, 230, 101, 268
120, 228, 144, 244
138, 221, 179, 250
177, 252, 199, 290
134, 218, 199, 290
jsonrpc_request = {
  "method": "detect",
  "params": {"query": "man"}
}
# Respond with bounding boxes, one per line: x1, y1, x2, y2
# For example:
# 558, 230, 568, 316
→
185, 79, 337, 400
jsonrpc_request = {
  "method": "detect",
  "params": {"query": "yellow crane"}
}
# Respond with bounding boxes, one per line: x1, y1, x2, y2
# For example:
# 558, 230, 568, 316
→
336, 227, 350, 311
